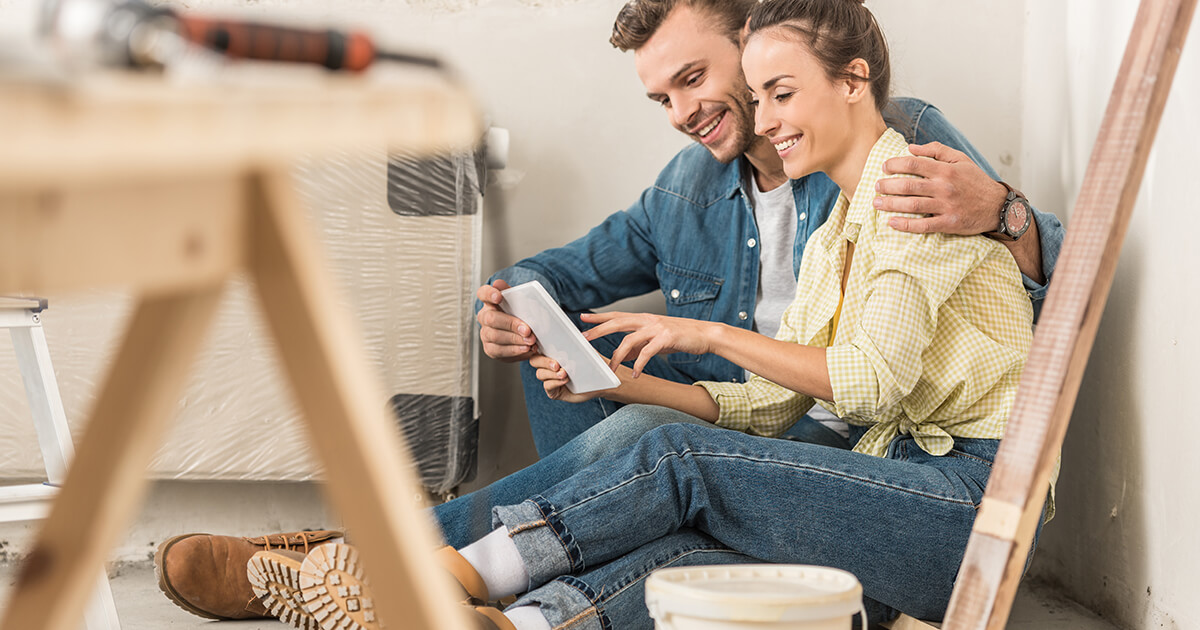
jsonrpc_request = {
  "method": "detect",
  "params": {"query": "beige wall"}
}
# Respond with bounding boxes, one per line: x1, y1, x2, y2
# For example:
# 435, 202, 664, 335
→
1022, 2, 1200, 629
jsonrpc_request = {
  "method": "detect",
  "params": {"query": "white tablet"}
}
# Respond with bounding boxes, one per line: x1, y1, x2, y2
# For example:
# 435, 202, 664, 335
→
499, 281, 621, 394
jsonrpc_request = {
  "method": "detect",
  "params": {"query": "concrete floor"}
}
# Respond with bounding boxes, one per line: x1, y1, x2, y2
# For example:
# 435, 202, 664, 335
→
0, 561, 1120, 630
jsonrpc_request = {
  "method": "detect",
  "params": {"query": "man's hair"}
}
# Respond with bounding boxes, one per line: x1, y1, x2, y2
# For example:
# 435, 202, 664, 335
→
746, 0, 891, 111
610, 0, 756, 52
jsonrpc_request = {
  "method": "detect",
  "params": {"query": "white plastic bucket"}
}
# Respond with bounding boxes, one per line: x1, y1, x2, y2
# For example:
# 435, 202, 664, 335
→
645, 565, 865, 630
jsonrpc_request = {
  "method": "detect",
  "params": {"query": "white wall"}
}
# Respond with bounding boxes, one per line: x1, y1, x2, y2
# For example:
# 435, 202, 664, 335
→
1022, 2, 1200, 629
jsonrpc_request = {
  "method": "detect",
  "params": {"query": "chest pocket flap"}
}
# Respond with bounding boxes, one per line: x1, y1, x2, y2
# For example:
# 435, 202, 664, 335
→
657, 263, 724, 365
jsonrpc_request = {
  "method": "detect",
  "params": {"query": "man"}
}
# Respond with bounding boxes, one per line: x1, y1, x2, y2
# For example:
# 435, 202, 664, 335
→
154, 0, 1064, 626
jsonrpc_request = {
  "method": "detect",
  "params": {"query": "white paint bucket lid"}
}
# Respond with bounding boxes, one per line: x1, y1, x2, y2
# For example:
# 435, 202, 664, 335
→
645, 565, 863, 624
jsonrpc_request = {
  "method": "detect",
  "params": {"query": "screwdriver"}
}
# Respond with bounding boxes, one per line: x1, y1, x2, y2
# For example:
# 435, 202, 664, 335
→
174, 16, 443, 72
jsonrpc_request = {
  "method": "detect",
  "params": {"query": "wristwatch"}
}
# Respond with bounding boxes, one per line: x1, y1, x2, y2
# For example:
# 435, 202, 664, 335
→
989, 181, 1031, 241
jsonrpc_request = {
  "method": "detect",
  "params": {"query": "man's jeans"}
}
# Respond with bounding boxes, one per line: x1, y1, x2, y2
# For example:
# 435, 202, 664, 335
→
435, 405, 848, 548
488, 417, 1037, 627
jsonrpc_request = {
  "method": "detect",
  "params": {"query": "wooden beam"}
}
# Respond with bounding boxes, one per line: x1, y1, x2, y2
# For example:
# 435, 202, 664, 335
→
0, 72, 482, 189
942, 1, 1197, 628
0, 175, 244, 295
0, 284, 224, 630
247, 170, 471, 630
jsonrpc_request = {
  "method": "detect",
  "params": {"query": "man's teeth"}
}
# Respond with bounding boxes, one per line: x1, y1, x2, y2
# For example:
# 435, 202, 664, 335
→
774, 137, 799, 151
698, 114, 723, 137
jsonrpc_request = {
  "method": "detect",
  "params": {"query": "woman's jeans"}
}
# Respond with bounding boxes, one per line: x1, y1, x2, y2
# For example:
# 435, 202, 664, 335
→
436, 405, 1043, 627
490, 419, 1028, 628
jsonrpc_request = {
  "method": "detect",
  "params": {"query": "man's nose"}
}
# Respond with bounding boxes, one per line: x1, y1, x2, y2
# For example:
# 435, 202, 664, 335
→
669, 94, 701, 130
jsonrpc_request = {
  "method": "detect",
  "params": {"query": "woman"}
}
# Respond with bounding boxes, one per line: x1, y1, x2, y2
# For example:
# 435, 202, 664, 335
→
273, 1, 1045, 628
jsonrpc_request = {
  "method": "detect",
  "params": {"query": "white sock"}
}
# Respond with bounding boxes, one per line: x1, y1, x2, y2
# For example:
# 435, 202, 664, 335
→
458, 526, 530, 599
504, 605, 553, 630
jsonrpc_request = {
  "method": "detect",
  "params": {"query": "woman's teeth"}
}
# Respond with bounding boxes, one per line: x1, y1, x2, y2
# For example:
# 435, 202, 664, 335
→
774, 137, 799, 151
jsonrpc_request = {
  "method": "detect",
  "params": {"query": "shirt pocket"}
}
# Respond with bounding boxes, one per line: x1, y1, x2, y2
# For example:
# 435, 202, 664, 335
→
656, 263, 724, 366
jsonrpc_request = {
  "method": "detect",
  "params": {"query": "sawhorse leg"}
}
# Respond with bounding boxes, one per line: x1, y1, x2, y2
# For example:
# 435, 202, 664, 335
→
0, 287, 225, 630
0, 169, 469, 630
7, 308, 121, 630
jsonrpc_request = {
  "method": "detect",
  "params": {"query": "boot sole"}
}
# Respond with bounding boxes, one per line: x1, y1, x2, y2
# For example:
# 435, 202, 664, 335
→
299, 543, 382, 630
248, 551, 322, 630
154, 533, 226, 621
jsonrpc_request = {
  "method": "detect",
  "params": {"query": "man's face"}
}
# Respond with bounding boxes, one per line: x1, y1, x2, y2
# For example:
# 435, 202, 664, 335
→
634, 6, 757, 163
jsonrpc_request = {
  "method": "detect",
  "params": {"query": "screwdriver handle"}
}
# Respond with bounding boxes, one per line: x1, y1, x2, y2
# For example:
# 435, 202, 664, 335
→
175, 17, 376, 71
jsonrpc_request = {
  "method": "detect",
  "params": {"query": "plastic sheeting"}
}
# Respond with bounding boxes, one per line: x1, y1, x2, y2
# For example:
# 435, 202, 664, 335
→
0, 146, 482, 493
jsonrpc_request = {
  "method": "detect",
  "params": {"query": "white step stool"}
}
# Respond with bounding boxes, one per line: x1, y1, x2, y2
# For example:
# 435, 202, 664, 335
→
0, 297, 121, 630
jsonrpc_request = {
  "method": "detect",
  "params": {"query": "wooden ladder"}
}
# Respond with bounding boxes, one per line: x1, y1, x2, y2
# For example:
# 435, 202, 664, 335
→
891, 0, 1197, 627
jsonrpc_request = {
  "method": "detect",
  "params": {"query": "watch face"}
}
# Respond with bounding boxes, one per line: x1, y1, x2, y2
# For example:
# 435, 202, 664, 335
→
1005, 199, 1030, 234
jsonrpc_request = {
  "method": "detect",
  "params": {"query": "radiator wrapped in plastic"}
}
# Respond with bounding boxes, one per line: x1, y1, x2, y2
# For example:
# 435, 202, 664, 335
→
0, 146, 483, 493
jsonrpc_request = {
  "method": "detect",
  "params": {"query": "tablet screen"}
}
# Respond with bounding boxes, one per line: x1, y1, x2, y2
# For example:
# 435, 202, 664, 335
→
498, 281, 621, 394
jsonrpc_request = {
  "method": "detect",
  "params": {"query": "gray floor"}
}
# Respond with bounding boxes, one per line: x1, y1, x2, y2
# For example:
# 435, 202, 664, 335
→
0, 561, 1120, 630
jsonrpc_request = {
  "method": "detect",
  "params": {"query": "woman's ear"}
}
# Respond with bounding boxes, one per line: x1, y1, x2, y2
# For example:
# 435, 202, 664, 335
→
842, 58, 872, 104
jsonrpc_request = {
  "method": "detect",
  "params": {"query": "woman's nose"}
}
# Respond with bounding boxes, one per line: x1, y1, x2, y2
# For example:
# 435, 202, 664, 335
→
754, 104, 777, 139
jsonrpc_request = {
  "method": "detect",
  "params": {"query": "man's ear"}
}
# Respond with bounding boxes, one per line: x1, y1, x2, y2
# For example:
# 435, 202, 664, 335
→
842, 58, 872, 104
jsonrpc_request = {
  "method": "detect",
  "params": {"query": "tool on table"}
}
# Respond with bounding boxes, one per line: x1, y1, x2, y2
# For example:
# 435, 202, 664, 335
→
38, 0, 442, 71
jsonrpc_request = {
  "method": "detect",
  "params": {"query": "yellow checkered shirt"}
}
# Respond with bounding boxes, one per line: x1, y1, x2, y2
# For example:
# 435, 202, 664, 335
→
699, 128, 1042, 503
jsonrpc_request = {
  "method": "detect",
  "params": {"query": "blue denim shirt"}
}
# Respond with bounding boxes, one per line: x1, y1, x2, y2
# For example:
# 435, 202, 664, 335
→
491, 98, 1064, 385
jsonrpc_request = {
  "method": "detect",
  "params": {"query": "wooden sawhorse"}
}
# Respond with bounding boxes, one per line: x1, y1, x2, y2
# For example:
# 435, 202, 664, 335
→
0, 70, 480, 630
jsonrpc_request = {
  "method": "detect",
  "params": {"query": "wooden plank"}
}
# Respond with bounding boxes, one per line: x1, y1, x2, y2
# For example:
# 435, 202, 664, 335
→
942, 1, 1197, 628
0, 71, 481, 188
0, 175, 244, 295
883, 615, 941, 630
247, 170, 471, 630
0, 284, 224, 630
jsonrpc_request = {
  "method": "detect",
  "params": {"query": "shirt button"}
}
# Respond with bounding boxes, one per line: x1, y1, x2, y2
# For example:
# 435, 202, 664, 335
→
670, 289, 681, 299
799, 212, 807, 221
747, 238, 757, 248
738, 311, 748, 320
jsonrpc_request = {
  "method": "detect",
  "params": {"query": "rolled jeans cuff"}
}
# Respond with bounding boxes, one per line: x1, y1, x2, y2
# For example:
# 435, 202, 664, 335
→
492, 495, 583, 588
510, 576, 608, 630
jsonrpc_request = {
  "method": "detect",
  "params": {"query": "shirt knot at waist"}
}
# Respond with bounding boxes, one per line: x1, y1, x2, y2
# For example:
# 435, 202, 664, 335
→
853, 416, 955, 458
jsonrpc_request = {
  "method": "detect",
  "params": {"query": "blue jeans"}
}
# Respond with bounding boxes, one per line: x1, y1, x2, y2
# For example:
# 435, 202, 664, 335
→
436, 405, 849, 548
491, 419, 1036, 627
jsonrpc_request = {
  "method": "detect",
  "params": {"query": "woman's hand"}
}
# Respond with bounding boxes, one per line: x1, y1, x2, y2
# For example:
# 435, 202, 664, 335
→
581, 311, 720, 376
531, 353, 616, 403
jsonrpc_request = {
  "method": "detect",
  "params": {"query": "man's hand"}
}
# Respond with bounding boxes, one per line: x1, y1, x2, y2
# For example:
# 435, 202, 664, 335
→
874, 141, 1006, 236
876, 141, 1044, 283
476, 280, 537, 362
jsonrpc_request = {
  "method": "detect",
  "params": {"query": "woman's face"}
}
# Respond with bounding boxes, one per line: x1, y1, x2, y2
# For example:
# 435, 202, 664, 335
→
742, 30, 857, 181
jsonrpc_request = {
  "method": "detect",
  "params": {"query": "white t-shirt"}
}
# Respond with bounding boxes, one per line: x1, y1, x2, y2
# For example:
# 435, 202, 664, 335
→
748, 173, 848, 438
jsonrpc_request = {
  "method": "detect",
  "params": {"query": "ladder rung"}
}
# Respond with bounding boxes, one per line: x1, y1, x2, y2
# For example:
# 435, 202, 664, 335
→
0, 297, 47, 312
0, 483, 59, 523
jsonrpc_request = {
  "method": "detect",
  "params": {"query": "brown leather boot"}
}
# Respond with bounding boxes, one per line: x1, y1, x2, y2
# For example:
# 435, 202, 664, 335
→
154, 530, 343, 621
294, 543, 496, 630
472, 606, 518, 630
248, 548, 320, 630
